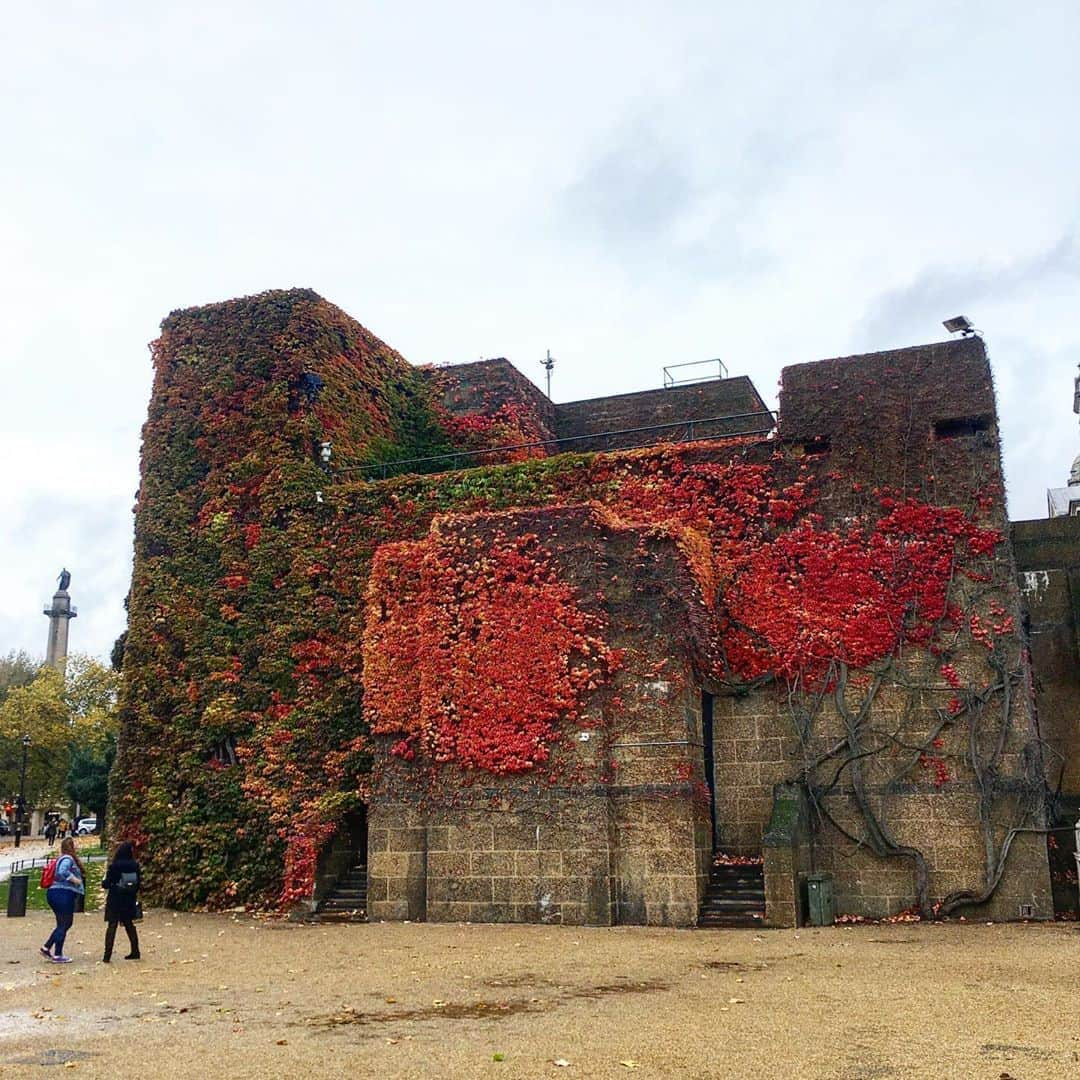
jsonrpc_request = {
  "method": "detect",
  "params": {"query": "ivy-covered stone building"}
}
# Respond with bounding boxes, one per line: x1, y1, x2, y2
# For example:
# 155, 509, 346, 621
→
112, 288, 1074, 926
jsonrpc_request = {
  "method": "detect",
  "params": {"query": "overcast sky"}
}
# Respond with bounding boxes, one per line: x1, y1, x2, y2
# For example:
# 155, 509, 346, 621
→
2, 2, 1077, 663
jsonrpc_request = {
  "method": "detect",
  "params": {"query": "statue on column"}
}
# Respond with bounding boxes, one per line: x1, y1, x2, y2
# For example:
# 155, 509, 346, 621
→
57, 568, 71, 591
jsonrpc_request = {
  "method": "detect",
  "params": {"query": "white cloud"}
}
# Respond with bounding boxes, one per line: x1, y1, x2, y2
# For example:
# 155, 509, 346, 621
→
1, 1, 1076, 658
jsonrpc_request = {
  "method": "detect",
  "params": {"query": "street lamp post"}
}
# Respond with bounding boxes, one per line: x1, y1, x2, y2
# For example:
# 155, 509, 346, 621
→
14, 735, 30, 849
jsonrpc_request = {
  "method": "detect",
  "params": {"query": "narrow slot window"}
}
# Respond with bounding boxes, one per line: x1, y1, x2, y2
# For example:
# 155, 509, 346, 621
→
933, 416, 990, 440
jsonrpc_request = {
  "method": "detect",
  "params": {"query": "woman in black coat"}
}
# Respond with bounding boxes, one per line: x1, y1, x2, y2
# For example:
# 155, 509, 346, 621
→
102, 841, 141, 962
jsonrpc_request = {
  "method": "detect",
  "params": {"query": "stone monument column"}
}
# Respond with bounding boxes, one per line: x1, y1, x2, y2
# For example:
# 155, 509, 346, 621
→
43, 568, 77, 671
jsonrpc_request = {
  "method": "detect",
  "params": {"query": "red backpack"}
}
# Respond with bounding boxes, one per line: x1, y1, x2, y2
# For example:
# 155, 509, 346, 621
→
40, 858, 59, 889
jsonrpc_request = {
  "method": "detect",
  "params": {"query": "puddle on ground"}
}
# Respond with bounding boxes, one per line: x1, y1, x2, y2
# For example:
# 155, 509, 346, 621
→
312, 998, 544, 1027
482, 973, 554, 989
0, 1009, 123, 1043
7, 1047, 97, 1066
565, 980, 667, 1001
309, 977, 669, 1030
980, 1042, 1054, 1061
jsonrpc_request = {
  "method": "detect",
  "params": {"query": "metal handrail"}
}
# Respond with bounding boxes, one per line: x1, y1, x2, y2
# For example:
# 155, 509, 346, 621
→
340, 410, 776, 481
7, 853, 106, 873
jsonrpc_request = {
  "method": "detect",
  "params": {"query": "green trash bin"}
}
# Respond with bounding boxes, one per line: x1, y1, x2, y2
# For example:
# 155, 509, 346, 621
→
802, 872, 835, 926
6, 873, 30, 917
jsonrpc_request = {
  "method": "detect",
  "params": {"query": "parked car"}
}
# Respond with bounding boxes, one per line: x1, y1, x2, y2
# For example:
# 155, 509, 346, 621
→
0, 819, 11, 836
75, 818, 97, 835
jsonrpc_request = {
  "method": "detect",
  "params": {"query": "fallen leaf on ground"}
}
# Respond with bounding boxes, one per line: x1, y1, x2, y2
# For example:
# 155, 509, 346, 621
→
554, 1060, 571, 1068
620, 1062, 641, 1069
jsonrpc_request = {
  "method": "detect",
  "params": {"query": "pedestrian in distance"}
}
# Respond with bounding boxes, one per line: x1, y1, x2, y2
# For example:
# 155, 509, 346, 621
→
40, 837, 85, 963
44, 819, 57, 846
101, 841, 141, 962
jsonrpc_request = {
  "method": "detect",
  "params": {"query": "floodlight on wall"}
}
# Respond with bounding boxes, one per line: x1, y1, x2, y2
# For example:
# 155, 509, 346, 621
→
943, 315, 975, 336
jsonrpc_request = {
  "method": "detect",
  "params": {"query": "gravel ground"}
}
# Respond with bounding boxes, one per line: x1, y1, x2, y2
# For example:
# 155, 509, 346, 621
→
0, 912, 1077, 1078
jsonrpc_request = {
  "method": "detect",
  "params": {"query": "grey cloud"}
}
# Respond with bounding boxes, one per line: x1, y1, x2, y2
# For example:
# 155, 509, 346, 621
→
558, 109, 804, 280
855, 236, 1080, 348
562, 125, 695, 246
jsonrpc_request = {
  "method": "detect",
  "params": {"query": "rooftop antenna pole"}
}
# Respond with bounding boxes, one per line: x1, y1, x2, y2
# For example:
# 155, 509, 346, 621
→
541, 349, 556, 400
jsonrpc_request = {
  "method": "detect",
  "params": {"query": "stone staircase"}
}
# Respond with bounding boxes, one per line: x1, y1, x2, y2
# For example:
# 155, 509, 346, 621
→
697, 862, 765, 929
317, 862, 368, 922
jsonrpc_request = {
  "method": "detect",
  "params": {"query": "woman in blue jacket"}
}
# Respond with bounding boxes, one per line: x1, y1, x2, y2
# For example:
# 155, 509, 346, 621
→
40, 837, 85, 963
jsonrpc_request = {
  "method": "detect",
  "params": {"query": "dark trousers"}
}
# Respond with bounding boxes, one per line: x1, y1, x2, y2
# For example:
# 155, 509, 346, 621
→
44, 888, 78, 956
104, 918, 140, 960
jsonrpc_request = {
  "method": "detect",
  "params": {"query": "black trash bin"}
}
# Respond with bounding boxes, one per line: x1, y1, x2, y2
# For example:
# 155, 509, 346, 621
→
75, 891, 85, 914
6, 873, 30, 917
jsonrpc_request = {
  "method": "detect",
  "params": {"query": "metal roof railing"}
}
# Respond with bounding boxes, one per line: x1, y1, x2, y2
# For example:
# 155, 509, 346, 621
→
663, 358, 728, 388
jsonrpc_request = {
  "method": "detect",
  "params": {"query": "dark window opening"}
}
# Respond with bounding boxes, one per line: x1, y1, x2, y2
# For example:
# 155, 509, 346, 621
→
802, 437, 831, 456
211, 735, 238, 767
702, 691, 717, 852
933, 415, 991, 440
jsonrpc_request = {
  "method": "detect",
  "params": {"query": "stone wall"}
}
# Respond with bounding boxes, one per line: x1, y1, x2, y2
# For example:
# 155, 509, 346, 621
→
367, 506, 710, 926
1013, 516, 1080, 796
1013, 515, 1080, 916
779, 336, 998, 500
554, 376, 771, 452
424, 358, 556, 440
703, 337, 1055, 922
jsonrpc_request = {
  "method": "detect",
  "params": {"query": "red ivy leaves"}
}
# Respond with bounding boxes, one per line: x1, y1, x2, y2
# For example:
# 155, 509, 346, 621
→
721, 499, 1002, 685
363, 521, 621, 775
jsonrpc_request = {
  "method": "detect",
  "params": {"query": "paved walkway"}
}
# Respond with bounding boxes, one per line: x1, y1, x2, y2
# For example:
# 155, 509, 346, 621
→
0, 839, 50, 882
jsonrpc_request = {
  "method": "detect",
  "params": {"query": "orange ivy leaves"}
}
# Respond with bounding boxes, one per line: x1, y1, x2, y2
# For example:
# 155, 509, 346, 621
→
363, 519, 622, 775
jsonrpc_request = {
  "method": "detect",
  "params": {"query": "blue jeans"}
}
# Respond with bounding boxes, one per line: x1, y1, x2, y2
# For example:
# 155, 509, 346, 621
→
44, 888, 78, 956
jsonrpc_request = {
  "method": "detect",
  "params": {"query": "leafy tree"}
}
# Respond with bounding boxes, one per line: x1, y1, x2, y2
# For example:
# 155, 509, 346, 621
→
66, 732, 117, 828
110, 631, 126, 673
0, 656, 119, 812
0, 650, 40, 706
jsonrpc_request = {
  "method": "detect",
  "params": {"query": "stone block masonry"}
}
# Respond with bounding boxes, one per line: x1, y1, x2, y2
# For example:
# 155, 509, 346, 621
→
366, 505, 710, 926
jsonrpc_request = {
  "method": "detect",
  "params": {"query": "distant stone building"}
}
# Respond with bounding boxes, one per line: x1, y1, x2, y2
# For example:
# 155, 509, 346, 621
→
1047, 365, 1080, 517
1014, 362, 1080, 915
112, 289, 1073, 925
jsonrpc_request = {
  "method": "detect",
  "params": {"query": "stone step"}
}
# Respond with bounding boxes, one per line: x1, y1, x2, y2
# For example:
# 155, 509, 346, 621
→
701, 894, 765, 908
316, 910, 367, 923
699, 889, 768, 898
699, 898, 768, 907
705, 895, 765, 902
697, 912, 765, 929
698, 859, 765, 929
